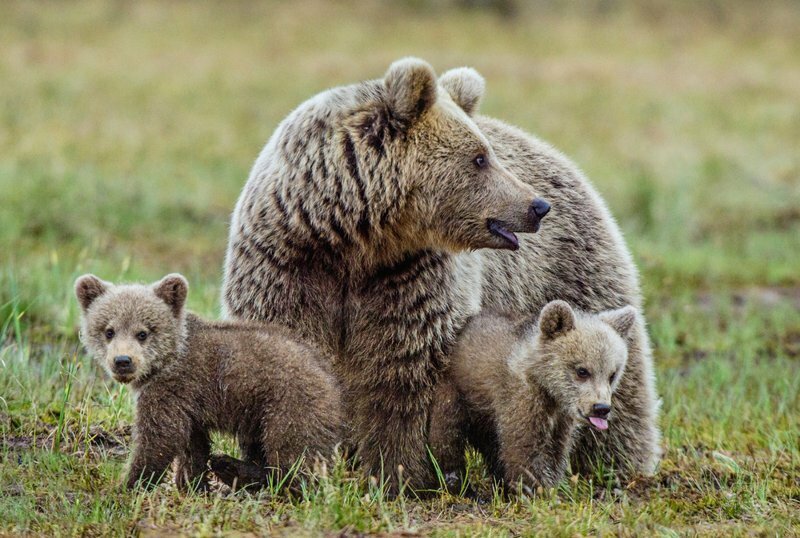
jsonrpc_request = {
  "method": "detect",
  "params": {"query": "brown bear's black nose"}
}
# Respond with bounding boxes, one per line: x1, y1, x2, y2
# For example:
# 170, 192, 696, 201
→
114, 355, 132, 368
531, 198, 551, 218
527, 198, 551, 232
591, 403, 611, 417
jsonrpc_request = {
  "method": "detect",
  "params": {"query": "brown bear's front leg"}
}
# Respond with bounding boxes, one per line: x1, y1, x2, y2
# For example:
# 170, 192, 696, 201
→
344, 251, 462, 493
427, 378, 468, 492
348, 376, 436, 493
339, 339, 441, 493
174, 427, 211, 492
570, 324, 661, 480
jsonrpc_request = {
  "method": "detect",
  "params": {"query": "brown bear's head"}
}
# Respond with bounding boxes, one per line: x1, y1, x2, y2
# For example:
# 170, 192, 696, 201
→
75, 274, 188, 388
532, 301, 635, 431
369, 59, 550, 254
263, 58, 549, 265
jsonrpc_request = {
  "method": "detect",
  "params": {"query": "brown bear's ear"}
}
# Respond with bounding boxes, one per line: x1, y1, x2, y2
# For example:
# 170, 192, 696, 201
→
152, 273, 189, 317
384, 57, 437, 127
439, 67, 485, 116
538, 300, 576, 341
75, 274, 111, 312
600, 306, 637, 340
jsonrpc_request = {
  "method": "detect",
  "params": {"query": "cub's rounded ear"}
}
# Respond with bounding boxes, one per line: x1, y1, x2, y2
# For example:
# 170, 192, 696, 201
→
384, 57, 437, 126
538, 300, 576, 340
439, 67, 485, 116
600, 305, 637, 340
152, 273, 188, 317
75, 274, 110, 312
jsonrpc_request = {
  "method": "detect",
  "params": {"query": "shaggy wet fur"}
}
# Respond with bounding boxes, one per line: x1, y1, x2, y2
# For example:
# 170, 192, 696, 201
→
223, 58, 660, 488
429, 301, 635, 492
469, 115, 662, 477
76, 274, 341, 490
442, 67, 662, 478
223, 59, 545, 489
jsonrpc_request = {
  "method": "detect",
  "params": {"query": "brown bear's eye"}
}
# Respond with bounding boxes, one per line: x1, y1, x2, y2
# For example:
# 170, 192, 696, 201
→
105, 328, 115, 340
609, 372, 616, 383
576, 367, 590, 379
473, 154, 488, 169
136, 331, 148, 342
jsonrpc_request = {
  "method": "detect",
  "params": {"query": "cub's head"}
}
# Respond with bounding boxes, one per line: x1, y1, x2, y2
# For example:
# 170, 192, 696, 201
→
533, 300, 636, 431
267, 58, 549, 260
74, 273, 188, 386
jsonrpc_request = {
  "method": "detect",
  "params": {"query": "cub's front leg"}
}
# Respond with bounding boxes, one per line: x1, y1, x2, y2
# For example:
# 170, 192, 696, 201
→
495, 395, 573, 493
126, 392, 193, 490
173, 427, 211, 492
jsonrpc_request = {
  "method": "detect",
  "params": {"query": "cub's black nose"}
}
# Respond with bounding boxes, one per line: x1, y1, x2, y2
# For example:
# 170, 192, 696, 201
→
531, 198, 551, 218
114, 355, 132, 368
591, 403, 611, 417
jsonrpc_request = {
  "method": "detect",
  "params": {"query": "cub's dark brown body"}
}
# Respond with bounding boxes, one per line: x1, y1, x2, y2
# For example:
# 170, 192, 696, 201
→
76, 274, 342, 490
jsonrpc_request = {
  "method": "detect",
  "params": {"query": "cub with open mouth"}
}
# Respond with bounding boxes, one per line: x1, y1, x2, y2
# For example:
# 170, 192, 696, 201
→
429, 300, 636, 492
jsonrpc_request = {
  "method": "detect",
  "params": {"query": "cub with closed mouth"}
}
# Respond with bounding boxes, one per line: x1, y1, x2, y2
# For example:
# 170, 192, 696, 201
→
75, 273, 342, 491
429, 300, 635, 492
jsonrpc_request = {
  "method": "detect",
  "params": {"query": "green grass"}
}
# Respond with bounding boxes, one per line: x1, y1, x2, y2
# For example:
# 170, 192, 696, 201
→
1, 1, 799, 535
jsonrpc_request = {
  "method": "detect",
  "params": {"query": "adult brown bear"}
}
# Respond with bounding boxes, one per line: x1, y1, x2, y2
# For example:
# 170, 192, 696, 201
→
223, 58, 660, 489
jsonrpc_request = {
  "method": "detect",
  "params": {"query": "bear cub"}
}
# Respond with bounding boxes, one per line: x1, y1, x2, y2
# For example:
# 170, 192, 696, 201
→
75, 273, 342, 491
432, 300, 636, 492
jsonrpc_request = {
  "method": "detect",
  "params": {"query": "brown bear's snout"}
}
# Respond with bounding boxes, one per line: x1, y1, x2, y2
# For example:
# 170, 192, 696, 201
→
113, 355, 134, 373
527, 198, 551, 232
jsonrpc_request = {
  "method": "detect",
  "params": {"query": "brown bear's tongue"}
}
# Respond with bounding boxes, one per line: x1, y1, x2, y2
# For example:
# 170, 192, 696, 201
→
589, 417, 608, 430
487, 220, 519, 249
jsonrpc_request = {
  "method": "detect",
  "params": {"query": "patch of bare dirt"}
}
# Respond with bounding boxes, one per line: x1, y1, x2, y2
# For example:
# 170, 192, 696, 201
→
1, 434, 50, 452
696, 286, 800, 312
81, 425, 129, 458
0, 423, 130, 458
780, 330, 800, 358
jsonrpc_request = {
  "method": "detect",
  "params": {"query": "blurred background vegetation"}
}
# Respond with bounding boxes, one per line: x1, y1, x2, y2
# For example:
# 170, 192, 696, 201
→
2, 0, 799, 331
1, 1, 798, 534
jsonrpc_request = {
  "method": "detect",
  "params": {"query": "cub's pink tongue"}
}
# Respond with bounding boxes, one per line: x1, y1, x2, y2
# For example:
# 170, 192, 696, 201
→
589, 417, 608, 430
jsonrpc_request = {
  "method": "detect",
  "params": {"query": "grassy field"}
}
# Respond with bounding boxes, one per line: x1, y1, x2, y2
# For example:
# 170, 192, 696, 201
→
1, 1, 799, 535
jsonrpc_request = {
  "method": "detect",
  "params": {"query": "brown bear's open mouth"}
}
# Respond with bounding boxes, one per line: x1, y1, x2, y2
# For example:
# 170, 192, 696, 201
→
487, 219, 519, 250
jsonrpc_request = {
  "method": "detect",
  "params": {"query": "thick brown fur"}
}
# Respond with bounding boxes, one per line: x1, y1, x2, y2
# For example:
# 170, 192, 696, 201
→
75, 273, 342, 491
441, 67, 662, 478
465, 122, 661, 478
223, 58, 545, 489
223, 59, 660, 488
429, 301, 635, 492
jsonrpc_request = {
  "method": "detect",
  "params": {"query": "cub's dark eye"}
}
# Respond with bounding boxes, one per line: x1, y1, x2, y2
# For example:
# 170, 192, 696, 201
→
473, 154, 488, 169
576, 367, 591, 379
105, 328, 115, 340
609, 372, 616, 383
136, 331, 148, 342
